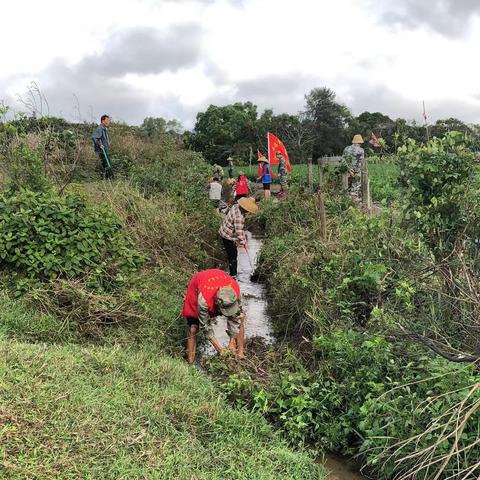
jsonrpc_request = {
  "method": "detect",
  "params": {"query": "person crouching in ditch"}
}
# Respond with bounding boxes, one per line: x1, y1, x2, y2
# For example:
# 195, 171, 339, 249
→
219, 197, 259, 278
182, 269, 245, 364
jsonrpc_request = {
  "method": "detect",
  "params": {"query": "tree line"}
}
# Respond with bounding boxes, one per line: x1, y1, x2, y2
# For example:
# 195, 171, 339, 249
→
184, 87, 480, 165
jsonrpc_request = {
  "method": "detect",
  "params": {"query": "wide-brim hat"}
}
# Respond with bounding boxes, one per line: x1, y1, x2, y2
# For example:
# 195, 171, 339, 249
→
352, 134, 364, 144
257, 156, 269, 163
216, 287, 240, 317
238, 170, 245, 176
238, 197, 259, 214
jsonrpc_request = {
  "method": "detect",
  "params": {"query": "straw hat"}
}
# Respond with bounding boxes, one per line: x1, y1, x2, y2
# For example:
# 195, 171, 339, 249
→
257, 156, 269, 163
238, 197, 259, 214
352, 134, 364, 144
238, 170, 245, 176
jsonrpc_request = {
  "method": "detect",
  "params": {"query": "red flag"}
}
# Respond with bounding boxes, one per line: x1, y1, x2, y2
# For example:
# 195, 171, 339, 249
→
268, 132, 291, 173
369, 131, 380, 148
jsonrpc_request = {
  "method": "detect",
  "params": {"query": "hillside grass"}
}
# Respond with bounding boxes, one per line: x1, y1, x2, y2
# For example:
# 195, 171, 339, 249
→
0, 339, 324, 480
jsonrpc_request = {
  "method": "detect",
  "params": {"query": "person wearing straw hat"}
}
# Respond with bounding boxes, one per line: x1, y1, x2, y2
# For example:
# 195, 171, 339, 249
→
227, 156, 234, 179
342, 134, 365, 197
257, 156, 272, 199
219, 197, 259, 278
182, 269, 246, 364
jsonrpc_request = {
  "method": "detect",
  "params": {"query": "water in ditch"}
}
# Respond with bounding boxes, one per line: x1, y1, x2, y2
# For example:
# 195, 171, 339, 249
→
202, 231, 365, 479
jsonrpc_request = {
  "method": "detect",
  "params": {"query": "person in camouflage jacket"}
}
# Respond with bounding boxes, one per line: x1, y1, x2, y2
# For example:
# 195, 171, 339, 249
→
342, 134, 364, 197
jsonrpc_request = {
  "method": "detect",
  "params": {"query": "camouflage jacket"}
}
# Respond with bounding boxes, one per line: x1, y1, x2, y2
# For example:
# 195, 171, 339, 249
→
342, 144, 364, 174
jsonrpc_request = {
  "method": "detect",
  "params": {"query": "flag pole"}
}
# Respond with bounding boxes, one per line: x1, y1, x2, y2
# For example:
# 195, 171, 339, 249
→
267, 131, 270, 164
249, 145, 253, 177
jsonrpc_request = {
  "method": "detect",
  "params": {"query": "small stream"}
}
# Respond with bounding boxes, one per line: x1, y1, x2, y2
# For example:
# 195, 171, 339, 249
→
201, 233, 274, 355
203, 232, 365, 480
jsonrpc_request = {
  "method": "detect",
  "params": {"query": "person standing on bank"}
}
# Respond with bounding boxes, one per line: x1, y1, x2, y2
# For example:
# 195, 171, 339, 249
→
342, 134, 365, 198
92, 115, 113, 179
276, 151, 288, 198
227, 156, 234, 179
257, 156, 272, 199
182, 269, 246, 364
219, 197, 259, 278
234, 171, 249, 200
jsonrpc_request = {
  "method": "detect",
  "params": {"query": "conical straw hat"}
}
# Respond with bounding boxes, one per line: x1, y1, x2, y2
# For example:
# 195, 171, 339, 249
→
238, 197, 259, 214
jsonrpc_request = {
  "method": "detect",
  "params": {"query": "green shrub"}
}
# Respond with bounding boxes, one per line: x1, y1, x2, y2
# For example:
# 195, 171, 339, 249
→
0, 190, 143, 288
218, 330, 480, 479
4, 143, 52, 192
399, 132, 480, 254
359, 360, 480, 479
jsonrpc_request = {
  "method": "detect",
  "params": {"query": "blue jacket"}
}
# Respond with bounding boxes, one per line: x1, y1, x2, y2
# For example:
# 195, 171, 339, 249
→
92, 124, 110, 153
260, 164, 272, 184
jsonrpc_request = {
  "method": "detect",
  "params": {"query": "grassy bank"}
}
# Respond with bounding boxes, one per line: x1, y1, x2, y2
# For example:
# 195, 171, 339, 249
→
0, 121, 324, 478
0, 339, 324, 479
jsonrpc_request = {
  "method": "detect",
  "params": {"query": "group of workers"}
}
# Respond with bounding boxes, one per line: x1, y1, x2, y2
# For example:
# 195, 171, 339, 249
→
92, 115, 364, 365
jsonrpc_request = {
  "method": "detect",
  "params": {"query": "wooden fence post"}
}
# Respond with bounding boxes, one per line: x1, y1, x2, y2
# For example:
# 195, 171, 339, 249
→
317, 157, 324, 189
307, 156, 313, 191
361, 157, 369, 210
317, 191, 327, 241
341, 172, 349, 190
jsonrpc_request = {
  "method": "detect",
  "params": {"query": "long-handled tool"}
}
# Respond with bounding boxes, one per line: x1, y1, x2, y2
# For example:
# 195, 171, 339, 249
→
245, 248, 260, 282
101, 147, 112, 169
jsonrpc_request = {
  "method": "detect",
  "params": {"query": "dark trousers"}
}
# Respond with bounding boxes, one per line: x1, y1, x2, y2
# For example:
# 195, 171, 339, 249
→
222, 237, 238, 276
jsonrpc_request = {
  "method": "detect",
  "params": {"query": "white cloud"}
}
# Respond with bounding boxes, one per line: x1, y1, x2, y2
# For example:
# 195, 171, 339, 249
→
1, 0, 480, 125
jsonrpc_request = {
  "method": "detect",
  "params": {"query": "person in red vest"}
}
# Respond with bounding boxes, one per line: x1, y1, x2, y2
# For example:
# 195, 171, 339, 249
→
234, 171, 249, 200
182, 269, 245, 364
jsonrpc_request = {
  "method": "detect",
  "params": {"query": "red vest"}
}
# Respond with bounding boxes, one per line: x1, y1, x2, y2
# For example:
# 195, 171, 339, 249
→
236, 176, 249, 195
181, 269, 240, 318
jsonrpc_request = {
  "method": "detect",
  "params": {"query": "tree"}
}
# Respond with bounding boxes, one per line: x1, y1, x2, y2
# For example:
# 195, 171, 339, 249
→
304, 87, 351, 157
269, 113, 316, 163
140, 117, 184, 138
189, 103, 258, 164
431, 117, 470, 138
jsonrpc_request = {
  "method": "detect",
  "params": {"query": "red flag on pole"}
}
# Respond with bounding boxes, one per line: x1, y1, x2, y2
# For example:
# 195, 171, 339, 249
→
268, 132, 291, 173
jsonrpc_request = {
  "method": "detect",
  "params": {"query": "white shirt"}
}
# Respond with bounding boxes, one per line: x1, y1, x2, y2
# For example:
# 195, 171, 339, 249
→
209, 181, 222, 200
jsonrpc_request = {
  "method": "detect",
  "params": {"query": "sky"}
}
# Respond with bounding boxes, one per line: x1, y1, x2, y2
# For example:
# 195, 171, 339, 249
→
1, 0, 480, 128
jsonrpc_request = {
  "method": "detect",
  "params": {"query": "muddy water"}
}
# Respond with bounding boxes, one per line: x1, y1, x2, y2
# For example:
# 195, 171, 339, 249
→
203, 232, 365, 479
201, 232, 274, 355
322, 455, 366, 480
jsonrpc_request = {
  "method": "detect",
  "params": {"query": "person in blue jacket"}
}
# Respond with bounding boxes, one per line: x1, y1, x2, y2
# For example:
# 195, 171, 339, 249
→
92, 114, 113, 179
257, 156, 272, 199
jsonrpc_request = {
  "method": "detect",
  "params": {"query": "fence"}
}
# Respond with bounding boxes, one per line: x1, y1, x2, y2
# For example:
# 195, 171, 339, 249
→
312, 155, 372, 211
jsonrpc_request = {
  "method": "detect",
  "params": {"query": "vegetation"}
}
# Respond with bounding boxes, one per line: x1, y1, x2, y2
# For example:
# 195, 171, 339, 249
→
0, 111, 323, 478
2, 85, 480, 479
0, 340, 323, 479
187, 85, 480, 165
214, 133, 480, 479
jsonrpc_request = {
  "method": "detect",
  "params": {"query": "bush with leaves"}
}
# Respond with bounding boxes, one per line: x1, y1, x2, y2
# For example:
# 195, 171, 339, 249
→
0, 190, 143, 288
399, 131, 480, 255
